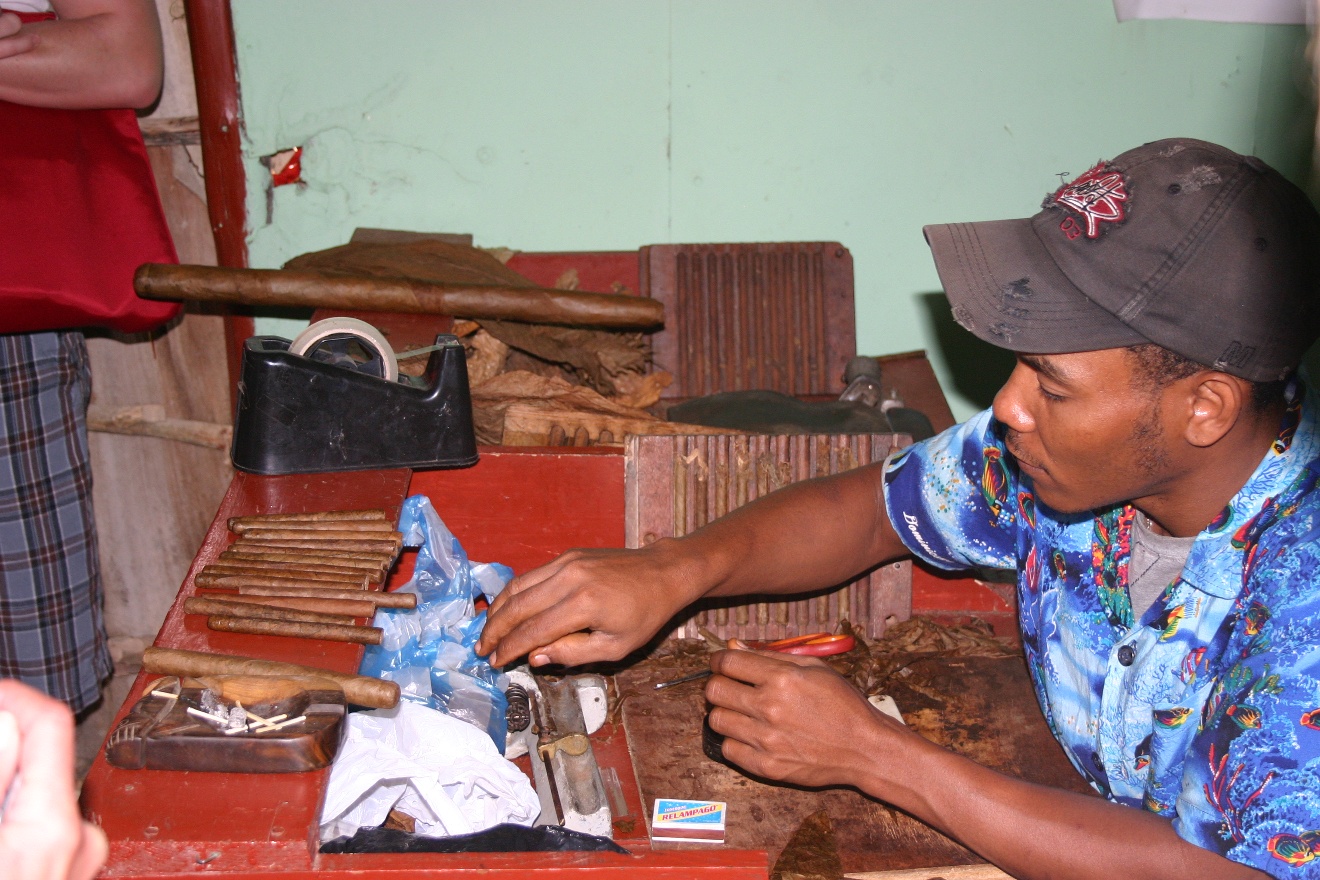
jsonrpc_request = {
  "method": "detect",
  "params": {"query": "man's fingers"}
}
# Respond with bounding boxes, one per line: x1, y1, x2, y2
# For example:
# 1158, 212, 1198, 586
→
485, 587, 602, 667
0, 711, 18, 814
525, 630, 624, 668
704, 671, 763, 719
709, 646, 826, 685
0, 16, 37, 62
0, 682, 77, 823
478, 561, 569, 656
69, 822, 109, 880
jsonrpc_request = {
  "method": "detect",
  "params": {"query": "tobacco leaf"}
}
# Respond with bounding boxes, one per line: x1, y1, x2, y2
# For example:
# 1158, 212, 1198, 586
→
478, 318, 652, 399
771, 809, 843, 880
469, 370, 661, 445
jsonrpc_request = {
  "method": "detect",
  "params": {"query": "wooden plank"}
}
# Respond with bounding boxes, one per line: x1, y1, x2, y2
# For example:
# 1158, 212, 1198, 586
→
620, 652, 1096, 876
501, 404, 740, 447
846, 866, 1013, 880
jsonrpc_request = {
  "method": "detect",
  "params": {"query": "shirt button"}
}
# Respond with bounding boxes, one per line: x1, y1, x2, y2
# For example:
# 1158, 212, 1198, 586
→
1117, 644, 1136, 666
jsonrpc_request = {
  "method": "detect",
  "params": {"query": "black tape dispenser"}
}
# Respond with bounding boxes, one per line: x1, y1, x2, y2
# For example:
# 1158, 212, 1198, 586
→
230, 317, 478, 475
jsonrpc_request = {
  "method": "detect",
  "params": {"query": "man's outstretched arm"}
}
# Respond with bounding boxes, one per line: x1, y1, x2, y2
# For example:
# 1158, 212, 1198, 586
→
478, 461, 912, 667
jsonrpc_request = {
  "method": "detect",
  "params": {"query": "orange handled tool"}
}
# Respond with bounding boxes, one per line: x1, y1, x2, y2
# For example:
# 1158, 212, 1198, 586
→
653, 631, 856, 689
735, 632, 856, 657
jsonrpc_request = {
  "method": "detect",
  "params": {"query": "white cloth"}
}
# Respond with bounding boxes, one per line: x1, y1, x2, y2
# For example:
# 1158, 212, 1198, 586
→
1, 2, 54, 13
319, 701, 540, 841
1113, 0, 1312, 23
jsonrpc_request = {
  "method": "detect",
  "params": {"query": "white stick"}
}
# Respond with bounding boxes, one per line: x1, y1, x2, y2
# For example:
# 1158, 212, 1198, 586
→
185, 706, 229, 726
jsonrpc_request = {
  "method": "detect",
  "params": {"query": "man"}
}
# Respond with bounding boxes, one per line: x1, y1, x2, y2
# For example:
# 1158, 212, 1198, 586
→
478, 138, 1320, 879
0, 0, 176, 715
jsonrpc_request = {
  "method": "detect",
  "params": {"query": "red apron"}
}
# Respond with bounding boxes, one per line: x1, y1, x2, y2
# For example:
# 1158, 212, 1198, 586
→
0, 9, 181, 334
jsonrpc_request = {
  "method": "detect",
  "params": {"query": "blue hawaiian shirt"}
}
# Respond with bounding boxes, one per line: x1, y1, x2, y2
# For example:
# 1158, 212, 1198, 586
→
883, 382, 1320, 877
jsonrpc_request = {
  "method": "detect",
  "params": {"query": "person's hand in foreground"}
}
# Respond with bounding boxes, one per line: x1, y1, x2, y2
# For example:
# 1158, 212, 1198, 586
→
0, 680, 107, 880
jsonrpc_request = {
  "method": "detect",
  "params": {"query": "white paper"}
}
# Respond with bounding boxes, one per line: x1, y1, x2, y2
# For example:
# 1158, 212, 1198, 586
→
319, 701, 540, 842
1113, 0, 1313, 24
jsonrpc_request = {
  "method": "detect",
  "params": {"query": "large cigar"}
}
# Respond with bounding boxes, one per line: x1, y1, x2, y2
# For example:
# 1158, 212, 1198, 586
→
198, 593, 378, 618
142, 647, 399, 708
135, 264, 666, 331
224, 585, 416, 608
196, 571, 369, 590
207, 615, 383, 646
227, 509, 389, 529
183, 596, 355, 625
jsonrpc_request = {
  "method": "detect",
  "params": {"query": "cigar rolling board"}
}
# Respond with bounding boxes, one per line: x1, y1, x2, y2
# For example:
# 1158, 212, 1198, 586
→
81, 351, 1068, 880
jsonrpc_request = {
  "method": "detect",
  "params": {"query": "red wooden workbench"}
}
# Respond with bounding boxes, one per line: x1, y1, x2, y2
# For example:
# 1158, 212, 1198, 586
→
81, 448, 768, 879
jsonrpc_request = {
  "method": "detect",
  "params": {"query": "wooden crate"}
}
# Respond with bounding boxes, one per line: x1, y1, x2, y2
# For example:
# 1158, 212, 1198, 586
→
627, 432, 910, 642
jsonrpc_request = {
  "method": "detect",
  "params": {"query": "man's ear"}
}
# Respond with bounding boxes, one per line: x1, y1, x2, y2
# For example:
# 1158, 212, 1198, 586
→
1183, 372, 1246, 448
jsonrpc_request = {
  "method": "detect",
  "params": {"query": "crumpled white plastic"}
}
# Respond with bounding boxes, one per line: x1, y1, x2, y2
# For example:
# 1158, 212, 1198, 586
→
318, 700, 540, 842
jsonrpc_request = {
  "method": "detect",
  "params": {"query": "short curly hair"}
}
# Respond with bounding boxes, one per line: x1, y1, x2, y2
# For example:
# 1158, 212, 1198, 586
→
1125, 343, 1287, 412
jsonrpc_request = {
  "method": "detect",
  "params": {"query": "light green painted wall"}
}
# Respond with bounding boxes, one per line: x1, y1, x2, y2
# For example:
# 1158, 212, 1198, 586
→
230, 0, 1314, 419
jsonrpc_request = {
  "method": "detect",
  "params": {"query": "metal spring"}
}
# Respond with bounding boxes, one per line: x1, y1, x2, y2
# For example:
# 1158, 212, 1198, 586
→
505, 683, 531, 733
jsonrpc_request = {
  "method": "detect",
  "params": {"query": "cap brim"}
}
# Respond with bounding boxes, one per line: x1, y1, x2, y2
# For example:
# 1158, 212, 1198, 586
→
924, 219, 1148, 354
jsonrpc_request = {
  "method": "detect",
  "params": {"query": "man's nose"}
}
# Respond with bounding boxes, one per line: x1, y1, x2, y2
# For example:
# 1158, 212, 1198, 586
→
992, 364, 1035, 433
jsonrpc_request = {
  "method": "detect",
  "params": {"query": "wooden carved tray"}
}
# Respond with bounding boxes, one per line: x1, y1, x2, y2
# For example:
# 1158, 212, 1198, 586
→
105, 674, 345, 773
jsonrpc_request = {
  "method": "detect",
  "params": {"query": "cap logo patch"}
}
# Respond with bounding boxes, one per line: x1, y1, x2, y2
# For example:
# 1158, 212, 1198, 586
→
1054, 162, 1127, 240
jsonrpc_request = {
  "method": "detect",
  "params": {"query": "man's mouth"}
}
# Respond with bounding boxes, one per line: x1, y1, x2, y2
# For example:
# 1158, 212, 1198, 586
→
1005, 433, 1045, 474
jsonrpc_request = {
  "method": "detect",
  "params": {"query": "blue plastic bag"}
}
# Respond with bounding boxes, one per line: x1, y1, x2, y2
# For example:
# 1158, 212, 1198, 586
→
359, 495, 514, 750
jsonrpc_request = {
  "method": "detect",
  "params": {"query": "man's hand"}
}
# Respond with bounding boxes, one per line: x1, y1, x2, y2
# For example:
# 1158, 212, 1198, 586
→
478, 539, 705, 667
0, 13, 39, 62
0, 680, 107, 880
705, 647, 909, 790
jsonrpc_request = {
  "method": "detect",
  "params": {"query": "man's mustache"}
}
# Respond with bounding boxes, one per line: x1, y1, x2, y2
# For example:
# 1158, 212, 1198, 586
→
1004, 431, 1044, 471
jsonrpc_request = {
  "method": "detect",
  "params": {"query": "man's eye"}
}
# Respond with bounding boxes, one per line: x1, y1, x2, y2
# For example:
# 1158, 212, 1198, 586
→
1039, 385, 1065, 402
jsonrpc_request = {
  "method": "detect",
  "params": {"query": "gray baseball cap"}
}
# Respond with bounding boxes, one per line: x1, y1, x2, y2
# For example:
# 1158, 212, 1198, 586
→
924, 138, 1320, 381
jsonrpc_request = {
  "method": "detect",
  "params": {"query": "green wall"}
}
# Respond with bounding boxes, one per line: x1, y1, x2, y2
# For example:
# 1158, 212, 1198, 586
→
231, 0, 1314, 419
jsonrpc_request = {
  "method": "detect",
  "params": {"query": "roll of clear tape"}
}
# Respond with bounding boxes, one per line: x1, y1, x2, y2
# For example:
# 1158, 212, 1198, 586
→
288, 316, 399, 383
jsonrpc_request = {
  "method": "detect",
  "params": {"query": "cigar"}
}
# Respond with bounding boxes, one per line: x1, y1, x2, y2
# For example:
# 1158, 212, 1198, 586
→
226, 584, 416, 608
229, 519, 398, 535
238, 528, 402, 545
207, 615, 383, 646
193, 593, 377, 618
219, 548, 388, 579
196, 571, 369, 591
231, 538, 401, 555
183, 596, 356, 625
202, 561, 375, 582
142, 647, 399, 708
226, 509, 389, 529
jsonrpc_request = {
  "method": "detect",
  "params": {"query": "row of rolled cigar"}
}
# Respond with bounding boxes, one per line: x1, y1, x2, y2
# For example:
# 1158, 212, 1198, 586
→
186, 508, 410, 645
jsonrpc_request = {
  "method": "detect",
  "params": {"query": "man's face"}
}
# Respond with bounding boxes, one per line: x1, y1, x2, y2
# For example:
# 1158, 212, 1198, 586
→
991, 348, 1180, 514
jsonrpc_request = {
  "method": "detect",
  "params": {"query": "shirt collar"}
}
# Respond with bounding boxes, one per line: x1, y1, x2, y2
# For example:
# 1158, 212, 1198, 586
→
1177, 376, 1317, 599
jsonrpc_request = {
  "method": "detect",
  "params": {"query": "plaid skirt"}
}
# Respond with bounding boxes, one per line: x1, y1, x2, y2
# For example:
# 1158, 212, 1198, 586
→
0, 331, 111, 713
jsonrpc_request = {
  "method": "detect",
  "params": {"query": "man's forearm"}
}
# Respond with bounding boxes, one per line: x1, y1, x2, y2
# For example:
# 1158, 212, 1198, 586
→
0, 1, 162, 109
866, 725, 1266, 880
676, 461, 911, 603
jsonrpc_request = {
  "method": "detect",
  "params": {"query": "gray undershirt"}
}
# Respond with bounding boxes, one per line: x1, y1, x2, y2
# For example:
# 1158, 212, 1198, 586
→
1129, 513, 1196, 617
